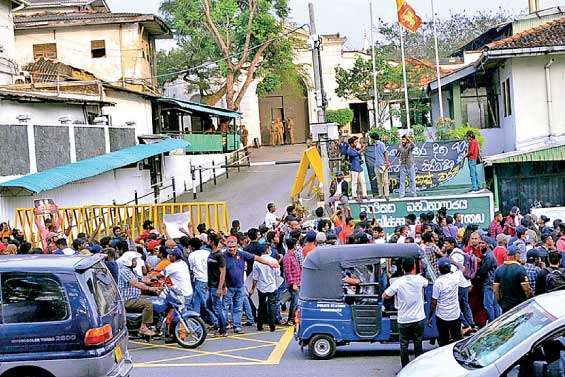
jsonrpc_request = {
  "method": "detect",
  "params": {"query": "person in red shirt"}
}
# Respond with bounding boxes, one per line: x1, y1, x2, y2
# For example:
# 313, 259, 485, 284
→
466, 130, 481, 192
493, 233, 509, 266
302, 230, 317, 259
489, 211, 504, 238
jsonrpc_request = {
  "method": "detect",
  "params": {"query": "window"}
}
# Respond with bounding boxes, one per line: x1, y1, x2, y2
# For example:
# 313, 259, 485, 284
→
86, 263, 120, 316
33, 43, 57, 60
1, 272, 69, 323
502, 78, 512, 117
91, 40, 106, 58
502, 331, 565, 377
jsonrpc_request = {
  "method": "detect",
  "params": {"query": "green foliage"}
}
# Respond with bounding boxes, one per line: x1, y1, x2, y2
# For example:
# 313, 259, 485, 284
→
335, 51, 433, 127
434, 118, 485, 146
159, 0, 297, 109
326, 108, 354, 127
368, 127, 400, 145
411, 124, 427, 143
376, 9, 518, 60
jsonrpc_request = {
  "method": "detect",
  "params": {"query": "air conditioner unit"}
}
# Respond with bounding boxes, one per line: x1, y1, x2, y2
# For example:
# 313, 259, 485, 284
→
13, 71, 30, 84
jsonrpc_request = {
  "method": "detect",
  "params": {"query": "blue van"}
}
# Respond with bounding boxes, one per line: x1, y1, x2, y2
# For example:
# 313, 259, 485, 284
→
295, 243, 438, 359
0, 254, 132, 377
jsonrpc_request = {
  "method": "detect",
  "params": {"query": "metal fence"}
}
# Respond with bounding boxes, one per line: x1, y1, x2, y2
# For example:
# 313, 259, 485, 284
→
15, 202, 230, 246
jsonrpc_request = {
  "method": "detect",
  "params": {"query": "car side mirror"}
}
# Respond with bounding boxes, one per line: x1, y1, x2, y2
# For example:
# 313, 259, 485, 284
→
532, 360, 548, 377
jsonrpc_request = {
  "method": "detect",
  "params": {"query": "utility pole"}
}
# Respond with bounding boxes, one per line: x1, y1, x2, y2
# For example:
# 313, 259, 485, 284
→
431, 0, 444, 120
369, 2, 380, 128
308, 2, 330, 200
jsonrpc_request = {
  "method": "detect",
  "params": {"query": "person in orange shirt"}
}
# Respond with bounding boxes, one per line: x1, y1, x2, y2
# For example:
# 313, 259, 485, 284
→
302, 230, 317, 259
149, 247, 171, 277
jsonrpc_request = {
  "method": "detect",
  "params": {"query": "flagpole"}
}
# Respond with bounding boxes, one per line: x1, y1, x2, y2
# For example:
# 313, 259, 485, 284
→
431, 0, 444, 120
369, 1, 380, 128
399, 26, 411, 132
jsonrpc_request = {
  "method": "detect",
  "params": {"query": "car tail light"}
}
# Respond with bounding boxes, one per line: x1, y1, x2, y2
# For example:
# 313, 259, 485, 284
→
84, 324, 113, 346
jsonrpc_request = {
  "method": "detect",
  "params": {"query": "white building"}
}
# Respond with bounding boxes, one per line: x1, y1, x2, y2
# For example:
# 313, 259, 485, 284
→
428, 9, 565, 156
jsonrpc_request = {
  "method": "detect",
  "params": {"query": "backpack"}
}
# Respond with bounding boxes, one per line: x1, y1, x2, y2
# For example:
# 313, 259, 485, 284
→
452, 250, 479, 280
545, 267, 565, 292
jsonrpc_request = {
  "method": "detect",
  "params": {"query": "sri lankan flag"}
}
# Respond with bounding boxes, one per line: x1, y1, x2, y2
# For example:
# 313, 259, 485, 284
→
396, 0, 422, 33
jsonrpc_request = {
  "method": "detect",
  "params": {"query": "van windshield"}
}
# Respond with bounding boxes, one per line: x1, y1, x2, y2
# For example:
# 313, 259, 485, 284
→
453, 300, 554, 369
85, 262, 120, 316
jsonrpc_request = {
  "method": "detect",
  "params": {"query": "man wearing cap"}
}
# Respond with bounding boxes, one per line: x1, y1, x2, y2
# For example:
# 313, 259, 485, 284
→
509, 226, 528, 264
494, 244, 532, 313
493, 233, 509, 266
397, 134, 416, 198
325, 172, 349, 216
223, 236, 278, 334
537, 233, 556, 262
162, 247, 193, 303
524, 249, 542, 293
537, 215, 552, 235
428, 257, 465, 346
118, 254, 160, 337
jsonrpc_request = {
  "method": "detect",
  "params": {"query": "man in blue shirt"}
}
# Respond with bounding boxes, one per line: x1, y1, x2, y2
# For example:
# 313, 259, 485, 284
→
347, 137, 367, 200
223, 236, 278, 334
370, 133, 390, 199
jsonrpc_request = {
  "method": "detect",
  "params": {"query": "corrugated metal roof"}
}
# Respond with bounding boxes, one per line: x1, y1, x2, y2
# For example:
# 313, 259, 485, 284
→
483, 144, 565, 165
0, 138, 188, 195
158, 97, 242, 119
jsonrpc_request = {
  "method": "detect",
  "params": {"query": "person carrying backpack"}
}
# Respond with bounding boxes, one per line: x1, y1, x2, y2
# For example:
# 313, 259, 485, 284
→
535, 251, 565, 295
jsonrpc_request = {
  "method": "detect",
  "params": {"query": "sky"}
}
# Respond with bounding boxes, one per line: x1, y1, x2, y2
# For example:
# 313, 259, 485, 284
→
107, 0, 564, 49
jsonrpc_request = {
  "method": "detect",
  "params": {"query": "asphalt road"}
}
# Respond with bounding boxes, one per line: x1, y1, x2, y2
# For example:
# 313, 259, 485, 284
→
127, 325, 432, 377
176, 144, 306, 230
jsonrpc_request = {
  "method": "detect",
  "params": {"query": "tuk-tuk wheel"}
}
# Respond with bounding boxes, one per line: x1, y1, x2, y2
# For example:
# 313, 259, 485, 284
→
308, 334, 336, 360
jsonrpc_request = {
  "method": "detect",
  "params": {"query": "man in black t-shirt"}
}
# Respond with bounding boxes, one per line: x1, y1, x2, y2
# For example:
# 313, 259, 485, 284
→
207, 233, 227, 336
536, 251, 565, 295
494, 244, 532, 313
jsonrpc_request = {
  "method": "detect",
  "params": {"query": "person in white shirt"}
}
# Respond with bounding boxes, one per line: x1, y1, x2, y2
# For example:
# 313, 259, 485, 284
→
264, 203, 280, 229
428, 257, 466, 346
162, 247, 193, 300
383, 257, 428, 368
250, 247, 280, 332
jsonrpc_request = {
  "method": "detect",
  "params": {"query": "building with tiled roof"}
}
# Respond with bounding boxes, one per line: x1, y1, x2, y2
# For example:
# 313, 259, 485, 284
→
485, 17, 565, 51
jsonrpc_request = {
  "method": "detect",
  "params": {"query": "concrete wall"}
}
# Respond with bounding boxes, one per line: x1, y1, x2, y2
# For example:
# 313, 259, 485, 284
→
497, 60, 517, 152
103, 88, 153, 136
109, 127, 136, 152
14, 23, 153, 85
0, 124, 29, 175
34, 125, 71, 170
511, 55, 565, 150
0, 99, 87, 124
75, 126, 105, 160
0, 167, 152, 221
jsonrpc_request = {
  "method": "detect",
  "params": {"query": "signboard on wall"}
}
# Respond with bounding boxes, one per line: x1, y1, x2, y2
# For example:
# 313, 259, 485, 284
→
364, 140, 468, 192
350, 192, 494, 236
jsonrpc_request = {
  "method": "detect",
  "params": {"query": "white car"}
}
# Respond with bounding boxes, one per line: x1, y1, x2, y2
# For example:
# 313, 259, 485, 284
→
399, 291, 565, 377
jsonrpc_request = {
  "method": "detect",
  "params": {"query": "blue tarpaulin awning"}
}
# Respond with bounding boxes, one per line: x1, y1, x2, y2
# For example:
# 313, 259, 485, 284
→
0, 138, 188, 195
157, 97, 242, 119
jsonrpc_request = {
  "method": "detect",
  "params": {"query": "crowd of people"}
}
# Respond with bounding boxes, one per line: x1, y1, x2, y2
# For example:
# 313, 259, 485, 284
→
0, 200, 564, 352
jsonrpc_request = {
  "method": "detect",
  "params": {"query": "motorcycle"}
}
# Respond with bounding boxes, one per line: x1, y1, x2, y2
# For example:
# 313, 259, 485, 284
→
126, 283, 207, 348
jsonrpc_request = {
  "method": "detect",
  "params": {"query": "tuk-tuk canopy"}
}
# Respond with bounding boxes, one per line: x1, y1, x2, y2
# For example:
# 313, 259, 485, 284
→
300, 243, 421, 301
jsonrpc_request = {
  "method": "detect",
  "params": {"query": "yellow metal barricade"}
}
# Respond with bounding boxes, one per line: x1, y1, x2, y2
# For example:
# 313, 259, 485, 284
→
15, 202, 230, 247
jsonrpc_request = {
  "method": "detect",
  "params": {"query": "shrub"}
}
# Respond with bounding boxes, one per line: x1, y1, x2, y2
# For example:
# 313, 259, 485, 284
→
411, 124, 427, 143
368, 127, 400, 144
448, 124, 485, 146
326, 108, 354, 127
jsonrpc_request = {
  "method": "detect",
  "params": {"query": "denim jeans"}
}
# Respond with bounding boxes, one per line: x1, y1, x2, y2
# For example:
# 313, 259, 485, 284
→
274, 281, 287, 322
468, 159, 479, 191
224, 287, 244, 329
399, 319, 424, 367
287, 287, 299, 323
483, 284, 500, 322
458, 286, 475, 327
399, 165, 416, 197
209, 287, 226, 334
192, 280, 217, 327
241, 286, 255, 325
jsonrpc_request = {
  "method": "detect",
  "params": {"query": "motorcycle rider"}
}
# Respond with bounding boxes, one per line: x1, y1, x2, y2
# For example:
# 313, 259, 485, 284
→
118, 253, 160, 337
161, 247, 193, 304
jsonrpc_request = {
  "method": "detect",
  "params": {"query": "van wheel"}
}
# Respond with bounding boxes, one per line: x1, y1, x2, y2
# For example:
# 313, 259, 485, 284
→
308, 334, 336, 360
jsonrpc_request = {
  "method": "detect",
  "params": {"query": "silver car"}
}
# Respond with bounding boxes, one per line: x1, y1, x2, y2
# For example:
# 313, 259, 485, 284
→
398, 291, 565, 377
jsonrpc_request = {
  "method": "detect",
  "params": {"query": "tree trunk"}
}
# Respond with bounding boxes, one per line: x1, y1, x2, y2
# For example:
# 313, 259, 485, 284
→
225, 71, 236, 110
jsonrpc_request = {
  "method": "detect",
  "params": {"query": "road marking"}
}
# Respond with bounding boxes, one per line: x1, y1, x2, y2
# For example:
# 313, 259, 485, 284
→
139, 344, 273, 365
205, 327, 287, 342
133, 361, 262, 367
225, 336, 278, 345
265, 327, 294, 365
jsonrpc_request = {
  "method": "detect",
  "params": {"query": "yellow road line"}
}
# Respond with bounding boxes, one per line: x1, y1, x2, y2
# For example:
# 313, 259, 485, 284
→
139, 344, 274, 365
205, 327, 287, 342
225, 336, 278, 345
265, 327, 294, 365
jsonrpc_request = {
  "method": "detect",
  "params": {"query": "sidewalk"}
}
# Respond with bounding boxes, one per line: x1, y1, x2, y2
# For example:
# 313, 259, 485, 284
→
176, 144, 306, 229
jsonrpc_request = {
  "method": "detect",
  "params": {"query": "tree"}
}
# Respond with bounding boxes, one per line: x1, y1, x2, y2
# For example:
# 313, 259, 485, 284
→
159, 0, 296, 110
376, 9, 517, 61
334, 51, 433, 126
326, 108, 354, 127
